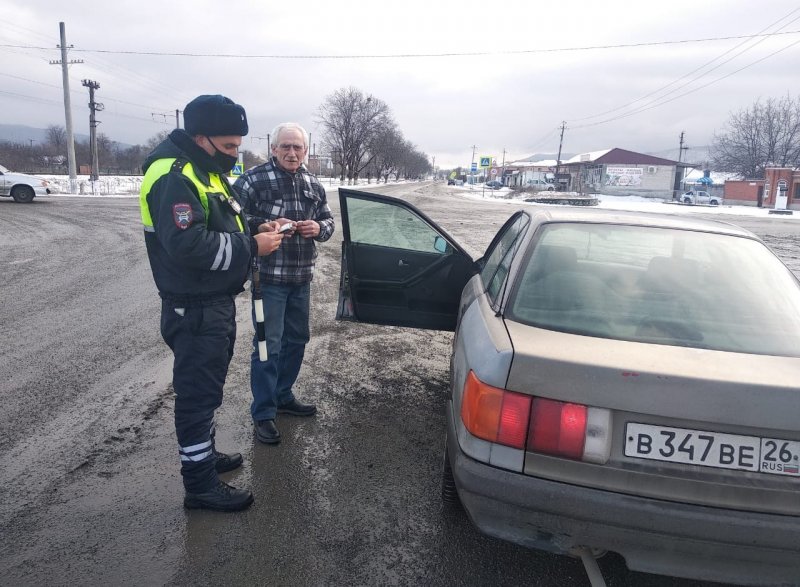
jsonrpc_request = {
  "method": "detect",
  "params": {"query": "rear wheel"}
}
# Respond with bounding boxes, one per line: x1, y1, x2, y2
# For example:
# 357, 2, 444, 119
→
441, 444, 461, 506
683, 197, 692, 204
11, 185, 35, 203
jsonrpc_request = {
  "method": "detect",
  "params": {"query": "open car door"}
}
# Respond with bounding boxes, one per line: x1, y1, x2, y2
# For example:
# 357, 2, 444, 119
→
336, 188, 475, 331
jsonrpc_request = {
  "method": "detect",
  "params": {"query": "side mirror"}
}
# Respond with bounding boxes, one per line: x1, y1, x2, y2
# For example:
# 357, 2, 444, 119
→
433, 235, 449, 254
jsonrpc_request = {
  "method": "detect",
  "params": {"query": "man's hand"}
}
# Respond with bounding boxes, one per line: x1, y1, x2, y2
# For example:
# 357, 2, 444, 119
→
294, 219, 320, 238
254, 231, 283, 255
258, 221, 281, 233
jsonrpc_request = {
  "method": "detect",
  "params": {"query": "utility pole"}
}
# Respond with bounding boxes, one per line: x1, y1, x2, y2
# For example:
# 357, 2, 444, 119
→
175, 109, 182, 129
50, 22, 82, 194
431, 155, 435, 179
501, 148, 506, 185
470, 145, 477, 188
676, 131, 690, 200
82, 79, 102, 182
678, 131, 689, 162
555, 121, 567, 191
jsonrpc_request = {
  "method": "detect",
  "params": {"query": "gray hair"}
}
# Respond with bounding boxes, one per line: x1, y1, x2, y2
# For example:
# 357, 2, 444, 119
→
271, 122, 309, 149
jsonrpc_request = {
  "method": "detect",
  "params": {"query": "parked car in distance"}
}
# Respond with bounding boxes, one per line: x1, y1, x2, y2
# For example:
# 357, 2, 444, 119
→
682, 190, 721, 205
485, 180, 503, 189
525, 178, 556, 191
0, 164, 51, 203
335, 187, 800, 586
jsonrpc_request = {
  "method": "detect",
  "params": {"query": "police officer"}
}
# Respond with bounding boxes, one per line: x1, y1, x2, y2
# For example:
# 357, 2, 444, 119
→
140, 95, 283, 511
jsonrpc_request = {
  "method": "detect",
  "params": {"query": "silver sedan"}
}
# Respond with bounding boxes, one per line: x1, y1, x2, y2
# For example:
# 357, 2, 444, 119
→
336, 188, 800, 586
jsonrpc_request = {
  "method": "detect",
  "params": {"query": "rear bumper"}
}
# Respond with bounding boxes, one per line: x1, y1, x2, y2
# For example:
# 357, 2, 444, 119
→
446, 409, 800, 586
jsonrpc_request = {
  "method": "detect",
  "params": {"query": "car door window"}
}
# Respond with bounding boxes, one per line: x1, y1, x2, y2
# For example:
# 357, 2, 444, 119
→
480, 213, 530, 303
346, 196, 450, 254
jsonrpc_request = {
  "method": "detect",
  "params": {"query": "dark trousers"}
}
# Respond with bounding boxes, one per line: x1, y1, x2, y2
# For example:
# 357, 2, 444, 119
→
250, 282, 310, 421
160, 297, 236, 492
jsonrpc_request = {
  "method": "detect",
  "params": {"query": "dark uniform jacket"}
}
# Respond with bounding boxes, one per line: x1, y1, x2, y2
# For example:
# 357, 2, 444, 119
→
140, 130, 257, 302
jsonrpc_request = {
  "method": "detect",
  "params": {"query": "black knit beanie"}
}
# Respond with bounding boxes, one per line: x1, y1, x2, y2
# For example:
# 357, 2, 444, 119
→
183, 95, 248, 136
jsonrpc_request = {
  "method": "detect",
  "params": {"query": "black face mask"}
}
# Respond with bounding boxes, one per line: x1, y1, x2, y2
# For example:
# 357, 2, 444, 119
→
206, 137, 238, 173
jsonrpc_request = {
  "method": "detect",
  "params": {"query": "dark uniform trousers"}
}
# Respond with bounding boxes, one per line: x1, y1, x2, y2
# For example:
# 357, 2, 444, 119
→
160, 295, 236, 491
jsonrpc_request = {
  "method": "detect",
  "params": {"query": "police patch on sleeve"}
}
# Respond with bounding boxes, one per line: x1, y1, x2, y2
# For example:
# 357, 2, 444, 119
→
173, 203, 193, 230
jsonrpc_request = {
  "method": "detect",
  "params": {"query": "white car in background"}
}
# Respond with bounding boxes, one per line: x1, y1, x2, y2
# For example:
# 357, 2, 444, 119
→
682, 190, 721, 206
0, 164, 51, 203
525, 178, 556, 191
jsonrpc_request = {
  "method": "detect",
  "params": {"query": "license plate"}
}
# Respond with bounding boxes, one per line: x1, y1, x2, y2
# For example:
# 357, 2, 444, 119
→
624, 423, 800, 477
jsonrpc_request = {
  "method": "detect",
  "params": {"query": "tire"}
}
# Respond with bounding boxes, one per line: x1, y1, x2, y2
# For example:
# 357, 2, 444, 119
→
710, 200, 719, 206
11, 185, 35, 203
441, 445, 461, 506
683, 197, 692, 205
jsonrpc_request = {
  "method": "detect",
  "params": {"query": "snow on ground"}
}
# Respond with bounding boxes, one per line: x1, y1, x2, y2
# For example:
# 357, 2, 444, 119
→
453, 183, 796, 219
38, 175, 796, 220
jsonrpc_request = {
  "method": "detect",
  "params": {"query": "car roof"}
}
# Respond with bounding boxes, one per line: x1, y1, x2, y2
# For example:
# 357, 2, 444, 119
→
526, 206, 755, 239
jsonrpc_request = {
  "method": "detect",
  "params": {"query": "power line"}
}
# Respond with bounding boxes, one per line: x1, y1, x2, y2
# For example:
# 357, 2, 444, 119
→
0, 88, 172, 126
0, 89, 62, 106
570, 36, 800, 130
1, 22, 194, 106
525, 126, 560, 153
570, 7, 800, 123
1, 30, 800, 59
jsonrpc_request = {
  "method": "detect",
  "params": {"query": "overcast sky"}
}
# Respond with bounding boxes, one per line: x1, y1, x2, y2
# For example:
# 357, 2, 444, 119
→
2, 0, 799, 168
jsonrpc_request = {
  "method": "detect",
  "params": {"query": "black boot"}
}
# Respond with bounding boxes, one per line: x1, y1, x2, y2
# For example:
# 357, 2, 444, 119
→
214, 449, 243, 473
184, 480, 254, 512
254, 419, 281, 444
210, 428, 243, 473
277, 398, 317, 417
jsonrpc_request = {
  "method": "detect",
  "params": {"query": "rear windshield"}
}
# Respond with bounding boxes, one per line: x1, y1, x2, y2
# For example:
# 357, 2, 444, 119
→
508, 222, 800, 356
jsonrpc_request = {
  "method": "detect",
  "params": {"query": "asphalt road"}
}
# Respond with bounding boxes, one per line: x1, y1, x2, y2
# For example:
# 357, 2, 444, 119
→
1, 184, 799, 587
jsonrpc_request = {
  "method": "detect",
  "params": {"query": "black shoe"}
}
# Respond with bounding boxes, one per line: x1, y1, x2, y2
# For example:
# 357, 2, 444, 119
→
277, 398, 317, 417
214, 450, 243, 473
184, 480, 254, 512
254, 419, 281, 444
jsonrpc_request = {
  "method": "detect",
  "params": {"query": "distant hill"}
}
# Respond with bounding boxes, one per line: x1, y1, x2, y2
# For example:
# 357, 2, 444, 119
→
0, 123, 89, 145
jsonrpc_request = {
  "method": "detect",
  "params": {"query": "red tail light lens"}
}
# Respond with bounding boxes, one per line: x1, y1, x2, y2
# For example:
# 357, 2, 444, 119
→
497, 391, 532, 448
461, 371, 531, 449
461, 372, 593, 459
527, 398, 587, 459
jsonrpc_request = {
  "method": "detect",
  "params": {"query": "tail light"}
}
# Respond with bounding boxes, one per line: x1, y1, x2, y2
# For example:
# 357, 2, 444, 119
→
527, 398, 587, 459
460, 371, 609, 463
461, 371, 530, 449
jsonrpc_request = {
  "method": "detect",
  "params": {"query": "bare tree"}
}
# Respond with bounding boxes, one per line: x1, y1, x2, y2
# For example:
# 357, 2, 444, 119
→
97, 133, 115, 171
712, 95, 800, 178
371, 126, 405, 182
45, 125, 67, 155
145, 131, 170, 152
316, 87, 392, 183
398, 143, 432, 180
117, 144, 146, 174
241, 149, 266, 170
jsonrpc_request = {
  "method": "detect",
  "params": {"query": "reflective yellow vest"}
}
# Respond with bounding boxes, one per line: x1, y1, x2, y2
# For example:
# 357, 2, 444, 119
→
139, 158, 244, 233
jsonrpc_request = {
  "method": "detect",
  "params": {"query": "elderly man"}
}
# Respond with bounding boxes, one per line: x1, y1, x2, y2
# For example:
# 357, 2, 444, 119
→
140, 95, 284, 511
233, 123, 335, 445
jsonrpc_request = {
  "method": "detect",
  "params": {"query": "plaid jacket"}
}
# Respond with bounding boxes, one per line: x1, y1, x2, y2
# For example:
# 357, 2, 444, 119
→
232, 158, 335, 285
